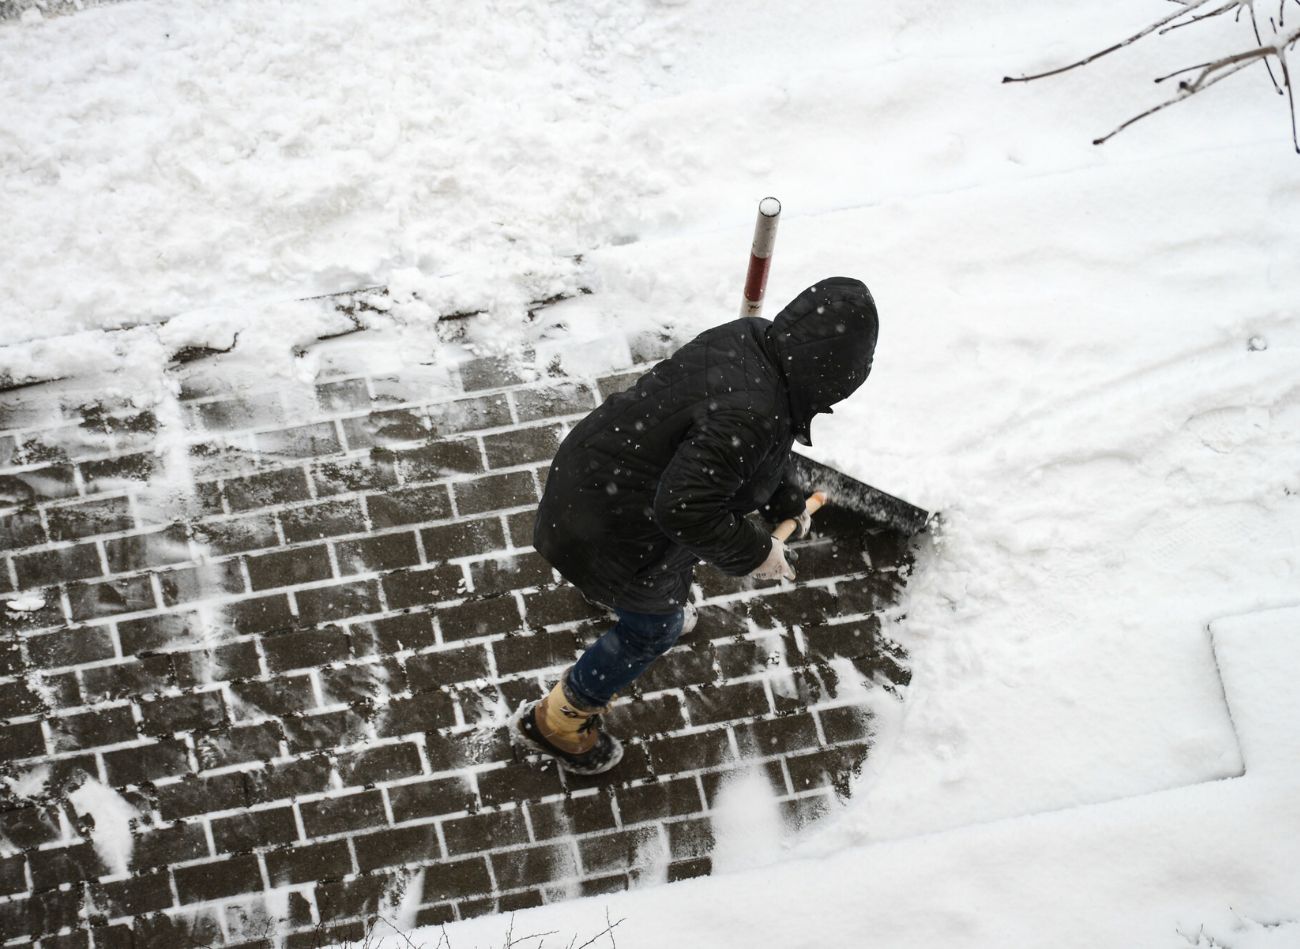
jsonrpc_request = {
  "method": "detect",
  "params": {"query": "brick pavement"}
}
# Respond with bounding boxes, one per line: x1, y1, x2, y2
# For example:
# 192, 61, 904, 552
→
0, 316, 920, 947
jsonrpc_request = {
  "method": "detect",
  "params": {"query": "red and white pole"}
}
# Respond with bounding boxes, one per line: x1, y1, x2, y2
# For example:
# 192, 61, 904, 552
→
741, 196, 781, 317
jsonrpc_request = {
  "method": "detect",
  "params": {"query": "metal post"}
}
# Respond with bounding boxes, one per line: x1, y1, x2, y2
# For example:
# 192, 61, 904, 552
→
741, 196, 781, 316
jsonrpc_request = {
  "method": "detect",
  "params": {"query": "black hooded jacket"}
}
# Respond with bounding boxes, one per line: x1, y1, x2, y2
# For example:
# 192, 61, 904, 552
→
533, 277, 878, 614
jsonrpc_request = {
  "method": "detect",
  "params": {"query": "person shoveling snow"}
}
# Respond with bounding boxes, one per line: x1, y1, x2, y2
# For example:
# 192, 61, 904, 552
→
514, 277, 879, 774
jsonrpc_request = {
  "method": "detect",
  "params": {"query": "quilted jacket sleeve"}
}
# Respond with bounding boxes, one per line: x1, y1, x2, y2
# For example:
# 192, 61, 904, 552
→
759, 457, 806, 524
651, 410, 774, 576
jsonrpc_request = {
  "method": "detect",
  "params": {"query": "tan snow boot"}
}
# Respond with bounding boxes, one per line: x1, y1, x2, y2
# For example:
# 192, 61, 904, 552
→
515, 677, 623, 775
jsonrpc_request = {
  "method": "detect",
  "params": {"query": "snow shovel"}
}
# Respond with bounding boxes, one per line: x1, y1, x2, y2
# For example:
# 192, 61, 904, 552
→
781, 451, 931, 538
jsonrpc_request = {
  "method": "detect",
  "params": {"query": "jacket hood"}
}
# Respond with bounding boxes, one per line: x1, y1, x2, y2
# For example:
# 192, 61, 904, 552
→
766, 276, 878, 446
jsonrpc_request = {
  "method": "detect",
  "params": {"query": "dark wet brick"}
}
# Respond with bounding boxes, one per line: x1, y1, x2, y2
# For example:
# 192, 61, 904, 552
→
192, 514, 279, 555
295, 579, 381, 625
424, 394, 512, 435
26, 625, 114, 668
341, 408, 429, 449
13, 541, 103, 588
281, 708, 367, 753
0, 465, 79, 503
0, 854, 27, 896
506, 508, 536, 547
1, 720, 47, 759
81, 656, 175, 702
614, 777, 704, 826
635, 642, 719, 693
374, 691, 456, 737
493, 841, 580, 890
491, 629, 581, 676
244, 755, 333, 805
667, 856, 712, 882
103, 740, 191, 787
603, 693, 686, 738
279, 499, 365, 543
103, 524, 191, 573
422, 856, 494, 902
457, 355, 532, 392
229, 675, 317, 719
477, 759, 565, 807
193, 398, 285, 432
316, 378, 371, 411
352, 612, 437, 655
262, 627, 350, 672
247, 545, 332, 591
785, 743, 872, 797
597, 369, 642, 400
645, 728, 734, 774
352, 823, 441, 872
733, 712, 820, 759
405, 645, 491, 691
366, 484, 452, 528
28, 842, 106, 889
79, 453, 157, 492
392, 440, 484, 482
224, 467, 311, 512
382, 563, 466, 609
117, 611, 202, 654
312, 454, 398, 495
254, 422, 341, 459
0, 509, 45, 549
46, 496, 133, 541
158, 559, 245, 606
468, 550, 553, 595
174, 854, 263, 904
194, 722, 283, 770
266, 839, 353, 885
300, 790, 388, 837
452, 471, 537, 517
337, 742, 423, 785
48, 706, 137, 752
577, 827, 661, 876
335, 531, 420, 575
171, 640, 261, 687
665, 816, 714, 861
388, 776, 476, 823
437, 594, 521, 642
96, 870, 174, 918
0, 679, 43, 717
319, 659, 401, 705
522, 585, 605, 628
139, 689, 227, 736
221, 593, 296, 635
817, 705, 876, 745
67, 573, 157, 620
684, 680, 770, 727
0, 590, 65, 634
512, 382, 597, 422
527, 793, 617, 841
0, 805, 60, 849
799, 616, 884, 661
481, 424, 562, 468
442, 807, 529, 856
420, 516, 506, 560
212, 806, 298, 853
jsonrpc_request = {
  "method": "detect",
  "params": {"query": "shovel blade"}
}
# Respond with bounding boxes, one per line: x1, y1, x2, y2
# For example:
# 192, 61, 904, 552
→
788, 452, 931, 537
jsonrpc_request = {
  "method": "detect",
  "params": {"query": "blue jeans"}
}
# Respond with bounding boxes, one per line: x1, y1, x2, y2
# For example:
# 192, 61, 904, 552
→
566, 607, 686, 708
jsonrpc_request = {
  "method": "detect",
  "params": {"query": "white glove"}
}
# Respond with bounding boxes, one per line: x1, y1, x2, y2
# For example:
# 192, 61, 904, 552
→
789, 508, 811, 540
749, 536, 796, 582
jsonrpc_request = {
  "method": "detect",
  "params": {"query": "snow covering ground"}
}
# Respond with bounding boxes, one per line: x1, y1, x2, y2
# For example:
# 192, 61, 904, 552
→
3, 0, 1299, 945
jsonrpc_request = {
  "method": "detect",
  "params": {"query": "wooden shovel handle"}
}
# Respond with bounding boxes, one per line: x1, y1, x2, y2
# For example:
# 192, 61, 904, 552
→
772, 491, 827, 542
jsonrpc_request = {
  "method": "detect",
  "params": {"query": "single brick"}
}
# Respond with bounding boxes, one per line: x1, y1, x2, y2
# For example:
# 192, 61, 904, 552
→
224, 467, 311, 512
0, 509, 46, 549
667, 856, 712, 883
699, 760, 788, 807
132, 822, 211, 870
103, 739, 190, 787
522, 585, 605, 628
491, 629, 581, 677
684, 679, 771, 727
453, 471, 537, 517
420, 516, 506, 560
265, 839, 353, 886
404, 644, 491, 691
3, 887, 83, 939
481, 424, 561, 469
786, 743, 872, 797
212, 806, 299, 853
733, 712, 821, 759
48, 706, 137, 752
0, 678, 43, 717
39, 670, 81, 709
442, 807, 529, 856
0, 591, 64, 636
335, 531, 420, 575
300, 789, 389, 837
193, 397, 284, 432
366, 484, 453, 529
665, 816, 714, 861
175, 854, 263, 904
468, 551, 553, 596
314, 873, 393, 922
117, 611, 200, 654
13, 542, 103, 589
192, 514, 279, 555
3, 465, 78, 503
526, 794, 617, 841
425, 394, 512, 435
221, 593, 296, 635
0, 805, 60, 849
421, 856, 494, 902
28, 841, 106, 890
194, 721, 283, 770
382, 563, 466, 609
0, 854, 27, 897
352, 612, 438, 655
295, 580, 381, 626
312, 455, 398, 495
103, 524, 191, 574
437, 594, 521, 642
579, 874, 629, 898
477, 760, 564, 807
171, 639, 262, 687
506, 508, 536, 548
67, 573, 157, 621
279, 499, 366, 543
319, 659, 401, 706
387, 776, 476, 823
337, 742, 424, 785
415, 904, 458, 928
262, 627, 351, 672
80, 452, 157, 492
316, 378, 371, 411
255, 422, 341, 459
243, 755, 333, 805
493, 841, 580, 891
512, 382, 596, 423
645, 728, 734, 775
423, 726, 513, 772
156, 772, 248, 821
636, 642, 720, 693
392, 440, 484, 482
614, 777, 704, 826
800, 616, 884, 662
229, 675, 317, 719
25, 626, 115, 668
247, 545, 332, 591
596, 369, 642, 400
815, 704, 874, 745
457, 355, 531, 392
353, 823, 441, 872
603, 693, 686, 738
281, 708, 367, 753
376, 691, 457, 737
139, 689, 227, 737
341, 408, 430, 449
45, 496, 134, 541
95, 870, 175, 918
577, 827, 662, 876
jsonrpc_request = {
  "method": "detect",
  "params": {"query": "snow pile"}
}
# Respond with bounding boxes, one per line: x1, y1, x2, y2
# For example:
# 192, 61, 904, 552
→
67, 778, 139, 877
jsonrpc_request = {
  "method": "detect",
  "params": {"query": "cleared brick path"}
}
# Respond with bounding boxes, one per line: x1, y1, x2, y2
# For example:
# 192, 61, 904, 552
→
0, 322, 917, 947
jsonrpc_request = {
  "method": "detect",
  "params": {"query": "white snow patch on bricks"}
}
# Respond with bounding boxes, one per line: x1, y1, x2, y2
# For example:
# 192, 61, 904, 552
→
68, 777, 139, 876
